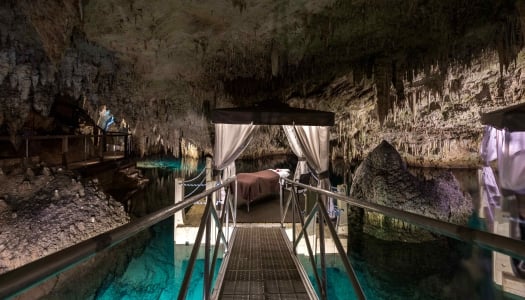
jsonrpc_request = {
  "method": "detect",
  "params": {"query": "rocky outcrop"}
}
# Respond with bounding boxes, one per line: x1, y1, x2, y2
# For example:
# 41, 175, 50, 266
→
349, 140, 473, 241
347, 140, 484, 299
0, 166, 129, 274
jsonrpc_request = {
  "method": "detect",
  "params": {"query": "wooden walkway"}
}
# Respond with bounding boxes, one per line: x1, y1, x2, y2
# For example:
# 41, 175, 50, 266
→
219, 226, 313, 299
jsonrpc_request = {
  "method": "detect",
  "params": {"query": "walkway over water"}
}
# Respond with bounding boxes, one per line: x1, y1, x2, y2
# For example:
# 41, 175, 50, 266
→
4, 174, 525, 299
219, 226, 311, 299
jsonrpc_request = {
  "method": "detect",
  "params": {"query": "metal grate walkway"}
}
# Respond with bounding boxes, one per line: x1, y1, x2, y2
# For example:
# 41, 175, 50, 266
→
219, 226, 311, 299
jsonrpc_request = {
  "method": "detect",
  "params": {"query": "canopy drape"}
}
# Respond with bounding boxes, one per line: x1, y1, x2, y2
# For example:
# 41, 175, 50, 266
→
213, 123, 257, 179
479, 126, 502, 221
480, 126, 499, 164
283, 125, 309, 181
481, 104, 525, 194
294, 125, 336, 218
497, 130, 525, 193
211, 104, 335, 214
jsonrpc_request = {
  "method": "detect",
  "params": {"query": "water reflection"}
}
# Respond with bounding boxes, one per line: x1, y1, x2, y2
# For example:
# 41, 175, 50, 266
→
137, 157, 202, 177
129, 158, 204, 217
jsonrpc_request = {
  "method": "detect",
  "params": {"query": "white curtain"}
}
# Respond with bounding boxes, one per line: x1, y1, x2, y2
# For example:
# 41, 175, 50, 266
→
283, 125, 309, 181
478, 166, 500, 221
294, 125, 336, 218
214, 123, 257, 179
480, 126, 499, 164
498, 130, 525, 193
478, 126, 501, 221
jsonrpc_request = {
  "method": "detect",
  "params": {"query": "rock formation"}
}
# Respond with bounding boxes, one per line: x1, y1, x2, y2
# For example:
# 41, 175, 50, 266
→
0, 165, 130, 274
349, 140, 473, 241
347, 140, 485, 299
0, 1, 524, 166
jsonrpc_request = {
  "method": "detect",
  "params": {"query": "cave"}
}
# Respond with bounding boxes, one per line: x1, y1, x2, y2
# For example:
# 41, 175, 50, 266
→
1, 0, 525, 299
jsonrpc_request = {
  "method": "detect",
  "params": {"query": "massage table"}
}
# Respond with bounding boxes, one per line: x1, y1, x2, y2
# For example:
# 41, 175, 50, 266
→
232, 169, 289, 211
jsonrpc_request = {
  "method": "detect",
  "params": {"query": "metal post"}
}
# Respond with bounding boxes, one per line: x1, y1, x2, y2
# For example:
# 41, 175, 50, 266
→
25, 137, 28, 159
204, 195, 211, 300
83, 136, 87, 161
124, 134, 129, 157
206, 157, 215, 209
337, 184, 348, 235
292, 186, 296, 254
62, 137, 68, 167
99, 133, 106, 162
280, 179, 284, 227
173, 177, 185, 241
319, 197, 327, 300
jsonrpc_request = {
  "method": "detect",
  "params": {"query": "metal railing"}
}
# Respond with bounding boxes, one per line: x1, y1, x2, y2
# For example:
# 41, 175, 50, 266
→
0, 132, 132, 167
280, 177, 525, 300
280, 177, 365, 300
178, 177, 237, 300
0, 176, 237, 300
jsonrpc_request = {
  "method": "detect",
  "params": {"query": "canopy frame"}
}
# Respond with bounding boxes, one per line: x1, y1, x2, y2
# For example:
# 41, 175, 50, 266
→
211, 103, 336, 217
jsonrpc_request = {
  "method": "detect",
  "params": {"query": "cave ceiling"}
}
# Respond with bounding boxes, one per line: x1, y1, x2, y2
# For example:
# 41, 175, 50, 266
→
80, 0, 523, 111
1, 0, 525, 163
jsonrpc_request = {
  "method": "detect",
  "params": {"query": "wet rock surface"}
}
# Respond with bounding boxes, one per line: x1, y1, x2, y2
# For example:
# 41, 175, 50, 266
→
347, 141, 486, 299
0, 165, 130, 275
350, 140, 473, 240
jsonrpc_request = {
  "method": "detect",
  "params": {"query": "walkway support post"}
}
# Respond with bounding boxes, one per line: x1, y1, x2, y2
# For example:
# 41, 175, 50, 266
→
124, 134, 129, 157
336, 184, 348, 235
62, 137, 68, 167
205, 157, 213, 191
173, 177, 185, 241
25, 137, 28, 159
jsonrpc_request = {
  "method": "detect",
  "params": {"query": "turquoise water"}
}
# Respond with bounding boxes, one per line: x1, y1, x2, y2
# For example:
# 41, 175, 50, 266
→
94, 158, 218, 299
94, 219, 223, 299
296, 212, 516, 300
95, 220, 176, 299
93, 158, 521, 299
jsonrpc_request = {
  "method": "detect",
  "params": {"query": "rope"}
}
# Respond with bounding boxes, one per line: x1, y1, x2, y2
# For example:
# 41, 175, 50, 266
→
183, 182, 207, 187
183, 167, 206, 183
184, 176, 207, 198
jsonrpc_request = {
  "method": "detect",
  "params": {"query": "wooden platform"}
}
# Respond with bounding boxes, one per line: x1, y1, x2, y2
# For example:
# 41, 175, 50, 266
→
219, 226, 313, 299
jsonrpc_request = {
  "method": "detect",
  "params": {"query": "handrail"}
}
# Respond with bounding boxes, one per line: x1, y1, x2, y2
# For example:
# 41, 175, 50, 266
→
0, 132, 131, 141
0, 176, 237, 299
282, 178, 525, 261
281, 178, 366, 300
0, 132, 133, 165
178, 180, 236, 300
281, 177, 525, 300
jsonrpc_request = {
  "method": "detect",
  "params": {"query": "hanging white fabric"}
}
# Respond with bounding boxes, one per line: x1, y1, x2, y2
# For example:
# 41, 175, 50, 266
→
214, 123, 258, 179
283, 125, 309, 181
497, 130, 525, 193
480, 126, 500, 164
478, 166, 501, 221
478, 126, 502, 221
293, 125, 336, 218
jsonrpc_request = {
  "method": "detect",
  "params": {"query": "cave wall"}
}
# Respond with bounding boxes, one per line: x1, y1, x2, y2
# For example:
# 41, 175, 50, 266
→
1, 0, 525, 167
0, 0, 211, 158
285, 50, 525, 167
